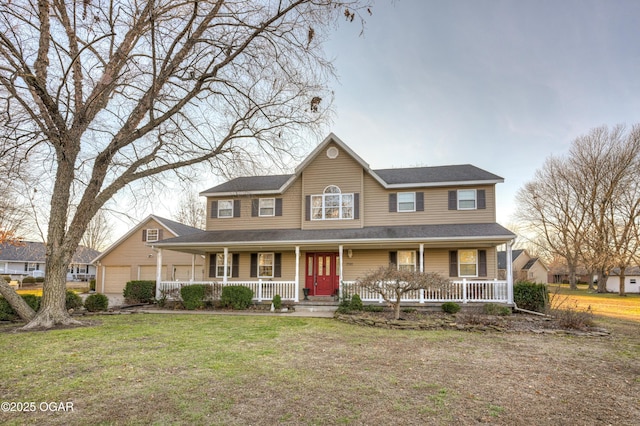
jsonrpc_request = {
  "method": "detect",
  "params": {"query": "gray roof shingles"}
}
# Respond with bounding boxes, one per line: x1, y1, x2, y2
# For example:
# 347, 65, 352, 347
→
0, 241, 100, 264
157, 223, 515, 246
497, 249, 525, 270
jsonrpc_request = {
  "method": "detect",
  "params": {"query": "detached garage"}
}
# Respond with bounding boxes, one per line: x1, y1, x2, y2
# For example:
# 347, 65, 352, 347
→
93, 215, 205, 295
606, 267, 640, 294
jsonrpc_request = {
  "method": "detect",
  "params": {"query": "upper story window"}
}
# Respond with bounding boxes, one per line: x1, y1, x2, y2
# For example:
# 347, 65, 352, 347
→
397, 250, 416, 272
397, 192, 416, 212
311, 185, 353, 220
218, 200, 234, 218
259, 198, 275, 217
457, 190, 476, 210
146, 228, 159, 242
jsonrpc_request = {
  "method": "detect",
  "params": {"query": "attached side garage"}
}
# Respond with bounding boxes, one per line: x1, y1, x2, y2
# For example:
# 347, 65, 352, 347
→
102, 266, 131, 294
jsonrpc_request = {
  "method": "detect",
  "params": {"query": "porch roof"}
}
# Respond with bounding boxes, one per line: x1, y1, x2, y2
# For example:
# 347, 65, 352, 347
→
151, 223, 515, 253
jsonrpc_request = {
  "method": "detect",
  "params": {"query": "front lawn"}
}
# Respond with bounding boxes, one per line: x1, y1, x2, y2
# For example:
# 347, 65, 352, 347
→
1, 313, 639, 425
547, 284, 640, 321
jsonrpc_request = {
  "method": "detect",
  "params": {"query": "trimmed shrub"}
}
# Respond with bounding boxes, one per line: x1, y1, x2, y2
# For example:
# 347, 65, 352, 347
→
220, 285, 254, 310
66, 290, 83, 310
35, 276, 45, 283
180, 284, 211, 310
89, 279, 96, 292
84, 293, 109, 312
514, 281, 548, 313
349, 294, 364, 311
272, 294, 282, 310
123, 280, 156, 303
483, 303, 512, 316
0, 295, 42, 321
22, 276, 36, 285
363, 305, 384, 313
441, 301, 461, 314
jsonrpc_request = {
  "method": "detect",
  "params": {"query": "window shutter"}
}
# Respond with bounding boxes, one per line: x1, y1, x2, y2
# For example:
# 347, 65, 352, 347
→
274, 253, 282, 277
208, 254, 216, 278
142, 229, 147, 241
158, 229, 163, 240
232, 253, 240, 278
211, 201, 218, 218
250, 253, 257, 277
389, 251, 397, 267
416, 192, 424, 212
354, 193, 360, 219
477, 190, 486, 209
251, 199, 259, 217
305, 195, 311, 221
233, 200, 241, 217
389, 193, 397, 212
449, 251, 458, 277
448, 191, 457, 210
478, 250, 487, 277
275, 198, 283, 216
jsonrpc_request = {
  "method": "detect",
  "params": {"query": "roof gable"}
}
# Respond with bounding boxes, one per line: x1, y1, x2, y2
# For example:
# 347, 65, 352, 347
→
92, 215, 201, 263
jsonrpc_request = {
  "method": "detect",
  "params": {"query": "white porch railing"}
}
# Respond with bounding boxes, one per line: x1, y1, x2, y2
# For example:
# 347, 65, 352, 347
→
157, 280, 298, 302
340, 279, 510, 304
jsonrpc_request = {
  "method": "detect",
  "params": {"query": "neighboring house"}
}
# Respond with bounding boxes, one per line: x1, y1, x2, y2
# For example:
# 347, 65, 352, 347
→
93, 215, 205, 294
497, 249, 548, 284
152, 134, 517, 304
0, 241, 99, 281
606, 267, 640, 293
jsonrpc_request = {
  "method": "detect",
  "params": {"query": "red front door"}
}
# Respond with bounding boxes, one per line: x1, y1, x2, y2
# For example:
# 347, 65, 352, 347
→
305, 253, 339, 296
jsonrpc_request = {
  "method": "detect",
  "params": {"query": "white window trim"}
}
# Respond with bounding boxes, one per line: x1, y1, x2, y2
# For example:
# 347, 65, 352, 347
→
258, 252, 274, 278
397, 192, 416, 212
146, 228, 159, 242
218, 200, 234, 218
457, 189, 477, 210
259, 198, 275, 217
310, 186, 354, 221
458, 249, 478, 277
397, 250, 417, 271
215, 253, 232, 278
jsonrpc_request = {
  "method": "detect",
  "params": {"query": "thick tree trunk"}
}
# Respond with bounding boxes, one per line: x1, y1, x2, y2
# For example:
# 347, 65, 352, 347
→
567, 260, 578, 290
618, 267, 626, 296
596, 269, 609, 293
587, 270, 596, 291
21, 250, 83, 330
0, 281, 35, 322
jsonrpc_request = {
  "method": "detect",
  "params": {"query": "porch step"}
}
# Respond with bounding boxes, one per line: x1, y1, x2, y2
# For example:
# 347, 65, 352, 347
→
295, 298, 339, 314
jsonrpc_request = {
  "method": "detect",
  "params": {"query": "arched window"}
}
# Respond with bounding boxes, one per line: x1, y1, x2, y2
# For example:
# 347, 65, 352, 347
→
311, 185, 354, 220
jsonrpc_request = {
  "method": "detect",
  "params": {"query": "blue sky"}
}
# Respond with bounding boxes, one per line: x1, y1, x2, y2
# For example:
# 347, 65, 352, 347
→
323, 0, 640, 225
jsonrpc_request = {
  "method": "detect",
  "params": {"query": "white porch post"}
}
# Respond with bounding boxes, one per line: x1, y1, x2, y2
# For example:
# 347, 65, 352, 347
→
506, 241, 514, 304
155, 248, 163, 300
419, 243, 424, 273
338, 245, 344, 298
191, 254, 196, 282
294, 246, 300, 302
223, 247, 228, 285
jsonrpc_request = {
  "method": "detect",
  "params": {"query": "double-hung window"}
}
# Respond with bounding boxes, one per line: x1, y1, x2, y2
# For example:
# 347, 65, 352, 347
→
146, 229, 159, 242
215, 253, 232, 278
258, 253, 274, 278
397, 192, 416, 212
457, 190, 476, 210
259, 198, 275, 217
397, 250, 416, 271
458, 249, 477, 277
218, 200, 233, 218
311, 185, 353, 220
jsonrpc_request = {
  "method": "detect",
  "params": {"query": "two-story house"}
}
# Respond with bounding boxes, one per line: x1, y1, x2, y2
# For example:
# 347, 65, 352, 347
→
152, 134, 516, 305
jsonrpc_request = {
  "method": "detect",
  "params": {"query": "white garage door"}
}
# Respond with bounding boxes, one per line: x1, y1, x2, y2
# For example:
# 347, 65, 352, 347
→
172, 265, 204, 281
103, 266, 131, 294
138, 265, 167, 281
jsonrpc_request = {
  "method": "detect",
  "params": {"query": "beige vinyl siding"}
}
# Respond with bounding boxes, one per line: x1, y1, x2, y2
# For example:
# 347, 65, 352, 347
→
363, 174, 497, 226
138, 265, 168, 281
301, 142, 363, 230
173, 265, 204, 281
205, 251, 298, 281
340, 248, 498, 281
205, 180, 302, 231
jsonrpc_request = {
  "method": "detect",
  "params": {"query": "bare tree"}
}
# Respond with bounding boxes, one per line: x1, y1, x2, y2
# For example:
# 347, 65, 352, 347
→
80, 209, 114, 251
356, 266, 451, 320
0, 0, 372, 329
173, 191, 206, 229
